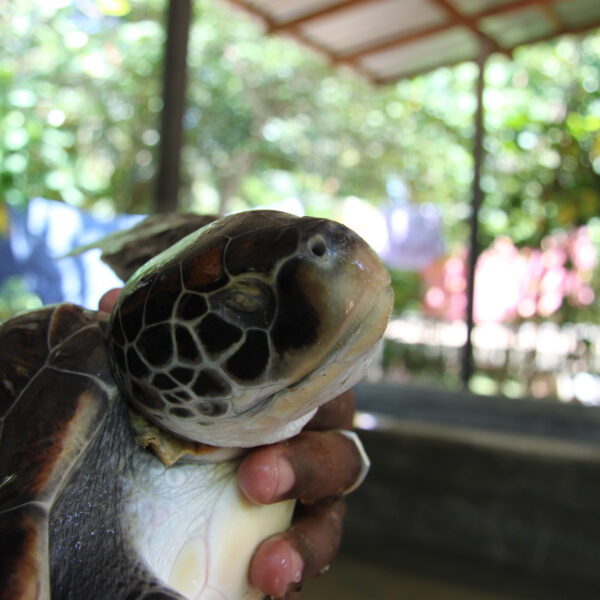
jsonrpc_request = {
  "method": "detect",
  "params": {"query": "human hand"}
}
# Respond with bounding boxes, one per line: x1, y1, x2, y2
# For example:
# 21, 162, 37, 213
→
99, 288, 369, 600
240, 389, 366, 599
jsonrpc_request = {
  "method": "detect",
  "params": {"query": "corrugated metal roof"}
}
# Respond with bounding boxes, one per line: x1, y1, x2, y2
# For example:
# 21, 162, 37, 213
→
225, 0, 600, 83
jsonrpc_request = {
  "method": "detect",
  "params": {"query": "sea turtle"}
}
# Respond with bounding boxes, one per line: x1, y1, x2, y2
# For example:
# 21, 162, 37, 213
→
0, 209, 393, 600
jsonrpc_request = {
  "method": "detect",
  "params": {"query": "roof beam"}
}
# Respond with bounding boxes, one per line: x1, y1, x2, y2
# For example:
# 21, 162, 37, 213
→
428, 0, 500, 51
539, 3, 565, 30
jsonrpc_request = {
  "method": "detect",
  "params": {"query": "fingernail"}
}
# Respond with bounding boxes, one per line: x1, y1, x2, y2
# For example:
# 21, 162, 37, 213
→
257, 537, 304, 597
275, 456, 295, 498
284, 545, 304, 586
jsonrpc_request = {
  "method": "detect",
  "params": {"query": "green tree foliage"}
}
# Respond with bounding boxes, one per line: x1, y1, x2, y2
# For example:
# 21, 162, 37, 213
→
480, 36, 600, 248
1, 0, 165, 214
1, 0, 598, 254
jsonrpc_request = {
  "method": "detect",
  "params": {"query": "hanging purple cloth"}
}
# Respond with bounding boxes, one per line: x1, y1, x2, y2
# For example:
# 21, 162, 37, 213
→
379, 202, 444, 271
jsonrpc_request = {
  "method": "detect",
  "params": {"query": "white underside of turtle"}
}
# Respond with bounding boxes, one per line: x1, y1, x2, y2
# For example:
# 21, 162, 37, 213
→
124, 456, 294, 600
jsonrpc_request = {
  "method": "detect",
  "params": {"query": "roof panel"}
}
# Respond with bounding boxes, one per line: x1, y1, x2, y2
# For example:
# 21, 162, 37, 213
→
299, 0, 448, 55
480, 6, 556, 49
554, 0, 600, 28
448, 0, 516, 17
225, 0, 600, 83
240, 0, 344, 24
360, 26, 479, 81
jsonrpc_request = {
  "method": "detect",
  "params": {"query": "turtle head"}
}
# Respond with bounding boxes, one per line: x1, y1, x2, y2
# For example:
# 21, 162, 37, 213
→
107, 210, 393, 448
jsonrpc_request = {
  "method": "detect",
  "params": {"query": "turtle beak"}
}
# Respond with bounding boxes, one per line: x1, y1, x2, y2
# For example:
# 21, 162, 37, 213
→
248, 231, 393, 442
279, 225, 393, 382
323, 238, 393, 362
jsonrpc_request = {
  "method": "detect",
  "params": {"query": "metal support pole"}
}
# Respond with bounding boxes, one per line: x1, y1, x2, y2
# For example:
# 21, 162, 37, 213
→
155, 0, 192, 213
460, 40, 492, 387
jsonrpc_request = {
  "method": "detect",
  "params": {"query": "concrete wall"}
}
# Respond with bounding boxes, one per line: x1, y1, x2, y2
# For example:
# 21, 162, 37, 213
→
341, 383, 600, 598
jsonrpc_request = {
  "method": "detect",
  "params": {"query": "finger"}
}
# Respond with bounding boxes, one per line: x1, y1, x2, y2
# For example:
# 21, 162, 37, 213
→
98, 288, 122, 313
304, 389, 355, 431
238, 430, 362, 505
249, 499, 346, 598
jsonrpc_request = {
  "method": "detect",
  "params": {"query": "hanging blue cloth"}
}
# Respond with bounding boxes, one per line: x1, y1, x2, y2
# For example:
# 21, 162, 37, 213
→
0, 198, 143, 309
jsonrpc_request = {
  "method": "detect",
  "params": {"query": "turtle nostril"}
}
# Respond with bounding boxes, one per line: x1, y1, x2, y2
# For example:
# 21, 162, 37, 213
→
308, 235, 327, 258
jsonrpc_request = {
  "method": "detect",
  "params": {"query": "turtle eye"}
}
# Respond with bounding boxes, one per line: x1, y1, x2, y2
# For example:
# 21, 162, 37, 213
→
210, 278, 275, 328
225, 291, 263, 312
222, 279, 267, 312
308, 234, 328, 259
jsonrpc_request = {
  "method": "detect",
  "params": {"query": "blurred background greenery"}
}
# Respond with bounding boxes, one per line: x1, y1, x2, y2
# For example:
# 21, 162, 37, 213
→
1, 0, 599, 401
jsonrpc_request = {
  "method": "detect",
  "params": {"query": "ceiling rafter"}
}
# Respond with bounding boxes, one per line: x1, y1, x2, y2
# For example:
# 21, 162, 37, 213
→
428, 0, 499, 50
538, 3, 565, 30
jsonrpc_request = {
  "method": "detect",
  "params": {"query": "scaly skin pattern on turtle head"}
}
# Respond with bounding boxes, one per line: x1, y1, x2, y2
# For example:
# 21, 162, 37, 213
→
107, 210, 394, 448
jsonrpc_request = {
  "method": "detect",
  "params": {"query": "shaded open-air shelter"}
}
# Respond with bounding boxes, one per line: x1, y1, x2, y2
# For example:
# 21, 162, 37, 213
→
156, 0, 600, 386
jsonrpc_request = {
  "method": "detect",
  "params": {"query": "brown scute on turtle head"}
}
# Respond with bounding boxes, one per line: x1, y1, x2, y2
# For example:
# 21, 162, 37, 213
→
174, 325, 200, 362
225, 329, 270, 382
181, 236, 229, 293
170, 366, 195, 385
143, 265, 183, 325
225, 224, 299, 275
152, 373, 178, 391
118, 283, 150, 343
195, 314, 243, 358
192, 368, 231, 398
126, 346, 150, 379
176, 292, 208, 321
136, 324, 173, 367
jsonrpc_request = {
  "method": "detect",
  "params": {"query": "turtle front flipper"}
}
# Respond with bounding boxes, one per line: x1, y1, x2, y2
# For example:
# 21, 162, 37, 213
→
0, 305, 116, 600
0, 506, 49, 600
